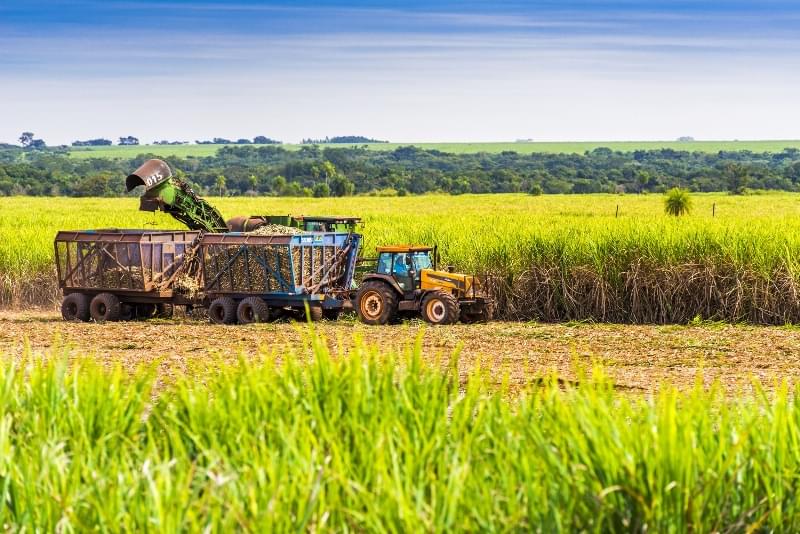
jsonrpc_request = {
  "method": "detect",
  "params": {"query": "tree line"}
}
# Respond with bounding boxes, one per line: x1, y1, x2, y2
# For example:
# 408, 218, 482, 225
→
2, 144, 800, 197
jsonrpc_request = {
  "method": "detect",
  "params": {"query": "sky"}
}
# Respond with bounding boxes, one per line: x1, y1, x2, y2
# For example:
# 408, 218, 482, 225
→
1, 0, 800, 145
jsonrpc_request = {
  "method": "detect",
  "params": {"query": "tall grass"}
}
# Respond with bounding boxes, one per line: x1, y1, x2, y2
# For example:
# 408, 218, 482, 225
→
5, 194, 800, 322
2, 338, 800, 530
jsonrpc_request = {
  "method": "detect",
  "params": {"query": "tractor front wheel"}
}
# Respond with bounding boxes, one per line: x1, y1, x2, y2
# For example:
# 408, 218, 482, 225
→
421, 291, 460, 325
356, 281, 398, 325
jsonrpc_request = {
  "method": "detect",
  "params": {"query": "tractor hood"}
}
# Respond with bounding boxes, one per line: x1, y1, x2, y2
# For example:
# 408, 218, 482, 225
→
125, 159, 173, 192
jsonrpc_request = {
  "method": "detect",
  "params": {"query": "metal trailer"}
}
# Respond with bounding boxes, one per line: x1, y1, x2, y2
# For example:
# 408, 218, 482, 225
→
55, 229, 201, 321
199, 231, 361, 324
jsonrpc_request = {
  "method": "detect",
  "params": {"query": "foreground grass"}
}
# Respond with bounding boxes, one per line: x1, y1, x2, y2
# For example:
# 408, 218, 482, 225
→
1, 335, 800, 531
65, 139, 800, 158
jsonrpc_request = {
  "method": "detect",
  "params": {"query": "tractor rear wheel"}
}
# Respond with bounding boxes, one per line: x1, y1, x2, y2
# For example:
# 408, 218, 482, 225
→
237, 297, 270, 324
208, 297, 237, 325
421, 291, 460, 325
356, 281, 398, 325
90, 293, 122, 322
61, 293, 90, 322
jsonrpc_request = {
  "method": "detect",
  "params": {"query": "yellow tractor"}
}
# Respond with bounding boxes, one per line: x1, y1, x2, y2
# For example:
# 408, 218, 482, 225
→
355, 245, 493, 325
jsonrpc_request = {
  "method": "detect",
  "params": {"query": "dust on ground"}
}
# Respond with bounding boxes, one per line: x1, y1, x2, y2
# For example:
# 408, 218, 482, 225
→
2, 310, 800, 393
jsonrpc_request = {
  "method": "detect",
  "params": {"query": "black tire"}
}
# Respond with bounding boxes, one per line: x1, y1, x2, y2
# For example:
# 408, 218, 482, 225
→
208, 297, 237, 325
90, 293, 122, 322
237, 297, 270, 324
308, 306, 324, 322
120, 304, 136, 321
322, 308, 342, 321
460, 306, 493, 324
421, 291, 460, 325
356, 281, 398, 325
135, 303, 156, 319
61, 293, 90, 322
155, 303, 174, 319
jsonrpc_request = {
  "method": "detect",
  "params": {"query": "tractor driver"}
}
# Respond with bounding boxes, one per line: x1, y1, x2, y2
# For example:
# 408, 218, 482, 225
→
393, 253, 414, 290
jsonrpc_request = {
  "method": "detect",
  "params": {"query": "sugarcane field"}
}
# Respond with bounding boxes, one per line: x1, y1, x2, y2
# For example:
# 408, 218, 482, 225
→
4, 0, 800, 531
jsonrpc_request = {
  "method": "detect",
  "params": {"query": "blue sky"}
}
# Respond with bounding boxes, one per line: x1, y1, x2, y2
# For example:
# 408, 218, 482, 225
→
2, 0, 799, 144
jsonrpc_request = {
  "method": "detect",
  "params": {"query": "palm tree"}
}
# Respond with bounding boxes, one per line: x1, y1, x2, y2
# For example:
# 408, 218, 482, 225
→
664, 187, 692, 216
215, 174, 226, 197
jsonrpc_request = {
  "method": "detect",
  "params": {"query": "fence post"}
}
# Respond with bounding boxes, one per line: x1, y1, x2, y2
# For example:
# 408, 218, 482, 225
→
712, 203, 716, 217
615, 205, 619, 218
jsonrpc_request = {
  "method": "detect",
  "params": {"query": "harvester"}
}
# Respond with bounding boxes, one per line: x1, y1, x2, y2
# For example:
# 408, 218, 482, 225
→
124, 159, 360, 233
355, 245, 493, 325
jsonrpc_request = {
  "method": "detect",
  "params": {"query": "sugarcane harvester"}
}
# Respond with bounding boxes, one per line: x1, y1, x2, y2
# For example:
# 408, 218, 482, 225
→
125, 159, 360, 233
55, 160, 361, 324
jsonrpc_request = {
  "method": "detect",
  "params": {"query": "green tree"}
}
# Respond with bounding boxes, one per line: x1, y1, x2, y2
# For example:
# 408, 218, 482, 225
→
664, 187, 692, 216
330, 173, 355, 196
271, 175, 287, 194
281, 182, 303, 196
724, 163, 750, 195
215, 174, 226, 196
312, 161, 337, 186
313, 182, 331, 197
75, 173, 115, 197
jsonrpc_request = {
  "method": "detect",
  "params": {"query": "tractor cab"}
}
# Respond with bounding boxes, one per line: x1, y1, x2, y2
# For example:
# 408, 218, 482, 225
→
374, 245, 435, 292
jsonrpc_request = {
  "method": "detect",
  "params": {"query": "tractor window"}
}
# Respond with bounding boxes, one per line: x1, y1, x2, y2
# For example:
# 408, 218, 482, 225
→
411, 252, 432, 271
392, 253, 413, 290
392, 254, 410, 277
377, 253, 392, 275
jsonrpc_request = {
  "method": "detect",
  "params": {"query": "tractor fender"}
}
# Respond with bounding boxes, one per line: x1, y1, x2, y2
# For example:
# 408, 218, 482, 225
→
360, 274, 405, 296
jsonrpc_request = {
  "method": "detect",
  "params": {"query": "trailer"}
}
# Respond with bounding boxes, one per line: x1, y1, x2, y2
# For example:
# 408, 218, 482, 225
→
55, 229, 362, 324
199, 231, 361, 323
55, 229, 201, 321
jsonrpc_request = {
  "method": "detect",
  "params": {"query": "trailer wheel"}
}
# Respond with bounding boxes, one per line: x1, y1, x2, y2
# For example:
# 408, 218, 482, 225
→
322, 309, 341, 321
135, 303, 157, 319
307, 306, 323, 322
356, 281, 398, 325
237, 297, 270, 324
61, 293, 90, 322
90, 293, 122, 322
155, 303, 174, 319
421, 291, 460, 325
208, 297, 237, 325
120, 304, 136, 321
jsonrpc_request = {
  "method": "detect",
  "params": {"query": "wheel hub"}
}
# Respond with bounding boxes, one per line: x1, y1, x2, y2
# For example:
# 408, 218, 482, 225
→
362, 292, 383, 318
428, 300, 446, 322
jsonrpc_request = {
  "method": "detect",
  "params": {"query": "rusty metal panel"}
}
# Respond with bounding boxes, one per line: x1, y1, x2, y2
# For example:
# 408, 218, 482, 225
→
54, 230, 200, 292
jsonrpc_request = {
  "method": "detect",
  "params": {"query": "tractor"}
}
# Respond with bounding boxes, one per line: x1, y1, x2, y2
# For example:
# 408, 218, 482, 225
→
355, 245, 493, 325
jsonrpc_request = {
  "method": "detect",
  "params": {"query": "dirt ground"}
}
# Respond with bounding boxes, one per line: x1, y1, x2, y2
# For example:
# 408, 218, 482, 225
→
2, 310, 800, 393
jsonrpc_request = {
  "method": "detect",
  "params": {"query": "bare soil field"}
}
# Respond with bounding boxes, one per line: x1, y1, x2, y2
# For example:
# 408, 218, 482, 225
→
2, 311, 799, 393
